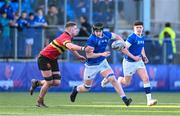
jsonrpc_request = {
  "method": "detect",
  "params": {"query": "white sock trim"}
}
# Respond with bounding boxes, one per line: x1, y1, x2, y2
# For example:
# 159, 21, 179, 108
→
146, 93, 152, 102
144, 82, 150, 88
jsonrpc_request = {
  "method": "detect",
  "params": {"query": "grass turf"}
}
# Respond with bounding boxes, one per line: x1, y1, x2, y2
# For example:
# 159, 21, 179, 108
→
0, 92, 180, 116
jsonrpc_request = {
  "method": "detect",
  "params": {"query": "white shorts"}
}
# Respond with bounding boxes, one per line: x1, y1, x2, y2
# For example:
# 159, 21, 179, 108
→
26, 38, 34, 45
84, 59, 112, 80
123, 59, 145, 76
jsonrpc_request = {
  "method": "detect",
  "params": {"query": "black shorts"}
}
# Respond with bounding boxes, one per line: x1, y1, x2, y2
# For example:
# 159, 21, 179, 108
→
38, 55, 59, 72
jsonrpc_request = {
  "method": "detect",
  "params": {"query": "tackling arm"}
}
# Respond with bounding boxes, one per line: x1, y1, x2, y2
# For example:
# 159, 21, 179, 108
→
71, 50, 86, 62
65, 42, 85, 51
71, 50, 82, 58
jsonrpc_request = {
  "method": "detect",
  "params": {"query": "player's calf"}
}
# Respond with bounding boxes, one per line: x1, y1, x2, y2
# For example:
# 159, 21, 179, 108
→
36, 96, 48, 108
101, 73, 115, 87
30, 79, 39, 95
118, 77, 131, 86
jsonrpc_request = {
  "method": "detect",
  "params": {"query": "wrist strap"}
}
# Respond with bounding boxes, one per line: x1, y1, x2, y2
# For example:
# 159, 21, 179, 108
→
81, 46, 87, 51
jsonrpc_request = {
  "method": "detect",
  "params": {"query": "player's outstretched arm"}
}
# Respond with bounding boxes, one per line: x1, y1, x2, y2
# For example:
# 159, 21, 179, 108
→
65, 42, 93, 52
71, 51, 86, 62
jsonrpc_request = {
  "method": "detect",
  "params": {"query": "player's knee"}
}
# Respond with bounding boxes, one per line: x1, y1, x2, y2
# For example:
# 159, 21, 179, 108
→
123, 80, 131, 86
52, 74, 61, 80
83, 84, 91, 91
108, 76, 116, 84
44, 76, 53, 85
106, 73, 115, 81
142, 76, 149, 83
106, 73, 116, 83
52, 74, 61, 86
52, 80, 61, 86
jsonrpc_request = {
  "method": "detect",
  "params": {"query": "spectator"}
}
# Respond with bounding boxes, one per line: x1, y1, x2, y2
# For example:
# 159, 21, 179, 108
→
16, 11, 28, 31
75, 0, 89, 20
25, 12, 35, 57
16, 11, 29, 57
9, 11, 19, 27
0, 0, 14, 20
45, 5, 60, 44
159, 22, 176, 63
92, 0, 102, 23
27, 12, 35, 26
100, 0, 114, 24
78, 16, 91, 37
34, 8, 47, 56
121, 31, 129, 40
46, 5, 58, 25
0, 11, 12, 58
34, 8, 47, 27
144, 31, 160, 64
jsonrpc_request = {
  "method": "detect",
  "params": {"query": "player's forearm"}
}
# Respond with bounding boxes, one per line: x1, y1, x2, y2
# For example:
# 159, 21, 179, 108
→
66, 43, 84, 51
71, 50, 81, 58
86, 52, 103, 58
112, 33, 124, 41
122, 48, 137, 60
141, 48, 146, 57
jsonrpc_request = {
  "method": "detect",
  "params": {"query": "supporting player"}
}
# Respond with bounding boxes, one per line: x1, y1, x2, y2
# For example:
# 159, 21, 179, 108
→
70, 23, 140, 106
29, 22, 92, 107
101, 21, 157, 106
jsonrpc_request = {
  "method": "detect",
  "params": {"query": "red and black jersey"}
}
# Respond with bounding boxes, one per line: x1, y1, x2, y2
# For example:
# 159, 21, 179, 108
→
40, 32, 72, 60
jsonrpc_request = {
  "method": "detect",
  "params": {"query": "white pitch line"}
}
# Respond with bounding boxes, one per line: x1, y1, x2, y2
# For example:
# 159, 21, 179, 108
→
93, 101, 180, 105
0, 113, 126, 116
0, 104, 180, 108
60, 104, 180, 108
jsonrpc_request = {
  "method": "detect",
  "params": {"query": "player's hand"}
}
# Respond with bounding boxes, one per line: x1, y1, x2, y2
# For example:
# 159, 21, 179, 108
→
77, 55, 86, 62
142, 56, 149, 64
84, 46, 94, 53
101, 51, 111, 57
133, 56, 142, 62
121, 47, 128, 53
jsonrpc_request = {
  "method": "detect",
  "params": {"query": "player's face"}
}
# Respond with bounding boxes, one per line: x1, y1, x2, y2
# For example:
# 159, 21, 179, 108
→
94, 30, 103, 37
134, 25, 143, 35
71, 25, 79, 36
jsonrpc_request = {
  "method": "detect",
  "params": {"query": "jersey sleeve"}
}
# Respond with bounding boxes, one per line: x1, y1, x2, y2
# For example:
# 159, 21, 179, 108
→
55, 34, 72, 47
103, 31, 112, 39
86, 36, 96, 48
126, 34, 135, 45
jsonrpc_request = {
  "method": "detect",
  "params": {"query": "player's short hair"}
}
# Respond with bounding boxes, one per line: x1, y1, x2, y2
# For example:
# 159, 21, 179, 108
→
165, 22, 171, 27
92, 22, 104, 32
133, 21, 143, 26
65, 21, 77, 28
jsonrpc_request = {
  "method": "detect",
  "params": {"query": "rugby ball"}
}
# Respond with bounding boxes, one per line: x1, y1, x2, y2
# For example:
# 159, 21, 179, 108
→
111, 40, 125, 51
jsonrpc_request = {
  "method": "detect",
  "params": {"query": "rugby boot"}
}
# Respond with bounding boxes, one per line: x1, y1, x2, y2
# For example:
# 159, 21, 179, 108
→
70, 86, 78, 102
30, 79, 39, 95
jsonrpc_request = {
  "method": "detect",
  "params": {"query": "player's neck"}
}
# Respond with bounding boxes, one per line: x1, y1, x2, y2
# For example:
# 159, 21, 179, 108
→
134, 32, 142, 37
64, 30, 73, 37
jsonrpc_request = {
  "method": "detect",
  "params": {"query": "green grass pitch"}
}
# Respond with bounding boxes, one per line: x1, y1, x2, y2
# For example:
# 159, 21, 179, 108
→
0, 92, 180, 116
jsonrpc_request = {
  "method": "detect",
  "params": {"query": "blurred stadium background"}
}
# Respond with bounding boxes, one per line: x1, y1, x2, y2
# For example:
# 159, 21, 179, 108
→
0, 0, 180, 115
